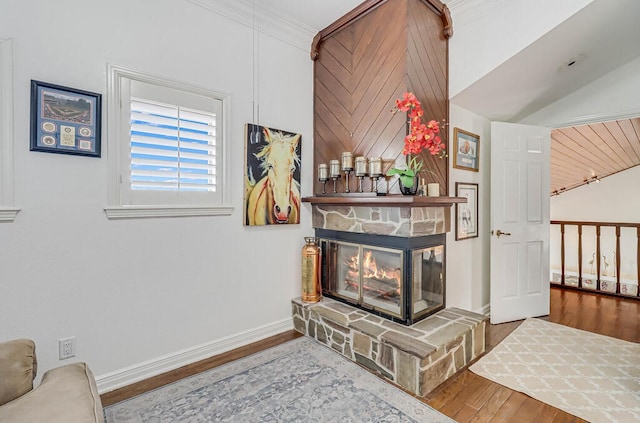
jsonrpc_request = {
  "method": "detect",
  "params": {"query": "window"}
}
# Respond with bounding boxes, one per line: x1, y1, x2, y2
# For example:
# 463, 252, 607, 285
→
0, 38, 19, 222
105, 65, 232, 219
130, 99, 217, 194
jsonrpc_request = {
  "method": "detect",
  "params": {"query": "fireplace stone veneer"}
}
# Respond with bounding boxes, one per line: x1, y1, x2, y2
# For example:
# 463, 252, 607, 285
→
312, 205, 450, 237
292, 297, 488, 396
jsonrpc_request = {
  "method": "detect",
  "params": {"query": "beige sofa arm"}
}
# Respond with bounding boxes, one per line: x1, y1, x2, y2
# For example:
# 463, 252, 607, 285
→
0, 362, 104, 423
0, 339, 37, 406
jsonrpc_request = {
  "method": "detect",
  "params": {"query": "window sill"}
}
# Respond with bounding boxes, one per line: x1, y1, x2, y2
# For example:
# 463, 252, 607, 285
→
0, 207, 20, 222
104, 205, 234, 220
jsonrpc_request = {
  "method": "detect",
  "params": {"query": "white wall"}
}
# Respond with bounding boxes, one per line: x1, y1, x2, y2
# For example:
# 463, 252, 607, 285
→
550, 166, 640, 222
448, 0, 593, 98
0, 0, 314, 390
521, 55, 640, 127
446, 104, 491, 313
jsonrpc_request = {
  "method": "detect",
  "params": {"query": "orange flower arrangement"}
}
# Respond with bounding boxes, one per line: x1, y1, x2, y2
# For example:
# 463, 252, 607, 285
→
387, 92, 446, 188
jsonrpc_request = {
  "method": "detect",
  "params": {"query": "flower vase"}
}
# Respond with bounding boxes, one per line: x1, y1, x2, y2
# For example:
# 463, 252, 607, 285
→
399, 177, 419, 195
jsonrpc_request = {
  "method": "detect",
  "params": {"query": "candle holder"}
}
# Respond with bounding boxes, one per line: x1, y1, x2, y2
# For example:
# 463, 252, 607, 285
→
369, 175, 382, 193
342, 152, 354, 193
329, 160, 341, 194
368, 157, 383, 193
343, 170, 352, 193
354, 156, 367, 193
318, 163, 329, 194
331, 175, 341, 193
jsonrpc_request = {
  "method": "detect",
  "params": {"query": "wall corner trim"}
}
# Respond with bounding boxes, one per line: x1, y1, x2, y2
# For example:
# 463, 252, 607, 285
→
475, 303, 490, 317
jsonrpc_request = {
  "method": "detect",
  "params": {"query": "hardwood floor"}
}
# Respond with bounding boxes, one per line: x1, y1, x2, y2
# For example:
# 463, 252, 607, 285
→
425, 286, 640, 422
101, 287, 639, 421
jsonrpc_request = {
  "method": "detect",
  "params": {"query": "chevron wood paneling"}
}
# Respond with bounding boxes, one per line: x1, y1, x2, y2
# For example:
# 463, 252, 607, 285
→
313, 0, 449, 195
407, 0, 448, 192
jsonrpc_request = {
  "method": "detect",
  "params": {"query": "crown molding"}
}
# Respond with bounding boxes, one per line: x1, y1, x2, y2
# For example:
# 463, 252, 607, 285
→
186, 0, 316, 52
546, 109, 640, 129
443, 0, 505, 28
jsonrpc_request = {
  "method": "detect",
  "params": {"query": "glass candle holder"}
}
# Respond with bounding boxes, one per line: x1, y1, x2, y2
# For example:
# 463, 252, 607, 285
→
369, 157, 382, 176
355, 157, 367, 192
318, 163, 329, 181
318, 163, 329, 194
329, 160, 341, 178
355, 157, 368, 176
341, 152, 354, 171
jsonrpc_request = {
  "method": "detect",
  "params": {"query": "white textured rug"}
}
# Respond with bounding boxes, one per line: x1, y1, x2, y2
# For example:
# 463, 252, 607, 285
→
470, 318, 640, 422
105, 337, 453, 422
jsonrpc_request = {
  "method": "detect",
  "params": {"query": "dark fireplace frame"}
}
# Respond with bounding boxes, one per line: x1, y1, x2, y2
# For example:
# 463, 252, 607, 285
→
316, 228, 446, 325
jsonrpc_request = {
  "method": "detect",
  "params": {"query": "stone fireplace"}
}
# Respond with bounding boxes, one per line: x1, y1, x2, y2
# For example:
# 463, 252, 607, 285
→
294, 196, 487, 397
296, 0, 474, 398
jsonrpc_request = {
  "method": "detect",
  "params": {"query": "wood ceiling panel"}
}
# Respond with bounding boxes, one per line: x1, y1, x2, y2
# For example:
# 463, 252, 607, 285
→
618, 118, 640, 159
551, 118, 640, 195
603, 121, 640, 164
586, 123, 635, 168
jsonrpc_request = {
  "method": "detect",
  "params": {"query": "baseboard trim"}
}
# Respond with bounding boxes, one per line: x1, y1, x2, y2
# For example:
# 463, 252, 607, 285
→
96, 317, 293, 394
475, 303, 490, 317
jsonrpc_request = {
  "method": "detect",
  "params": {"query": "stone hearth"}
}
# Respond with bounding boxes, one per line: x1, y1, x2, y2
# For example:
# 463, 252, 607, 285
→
292, 297, 487, 396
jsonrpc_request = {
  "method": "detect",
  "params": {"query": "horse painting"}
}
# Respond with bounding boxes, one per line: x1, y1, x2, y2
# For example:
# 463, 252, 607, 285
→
245, 124, 301, 226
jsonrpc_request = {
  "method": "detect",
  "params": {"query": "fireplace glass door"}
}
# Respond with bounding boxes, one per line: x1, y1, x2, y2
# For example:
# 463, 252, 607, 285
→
324, 240, 404, 318
412, 245, 444, 319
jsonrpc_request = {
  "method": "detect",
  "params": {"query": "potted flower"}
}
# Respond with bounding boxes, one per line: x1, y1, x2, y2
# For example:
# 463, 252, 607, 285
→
386, 92, 446, 193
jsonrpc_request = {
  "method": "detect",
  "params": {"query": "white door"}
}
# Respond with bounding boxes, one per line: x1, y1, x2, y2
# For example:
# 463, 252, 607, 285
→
490, 122, 551, 324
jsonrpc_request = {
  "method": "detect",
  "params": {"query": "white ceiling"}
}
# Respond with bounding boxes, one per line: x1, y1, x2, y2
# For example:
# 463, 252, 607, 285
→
261, 0, 640, 123
258, 0, 361, 32
447, 0, 640, 122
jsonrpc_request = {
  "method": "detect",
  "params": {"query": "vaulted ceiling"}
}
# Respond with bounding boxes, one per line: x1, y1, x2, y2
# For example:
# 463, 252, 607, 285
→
551, 118, 640, 195
253, 0, 640, 196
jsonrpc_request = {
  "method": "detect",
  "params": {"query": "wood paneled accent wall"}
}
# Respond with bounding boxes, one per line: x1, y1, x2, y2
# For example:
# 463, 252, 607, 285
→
311, 0, 451, 195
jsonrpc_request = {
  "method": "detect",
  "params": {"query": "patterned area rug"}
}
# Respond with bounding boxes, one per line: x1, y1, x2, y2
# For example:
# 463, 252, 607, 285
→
104, 337, 453, 422
470, 318, 640, 422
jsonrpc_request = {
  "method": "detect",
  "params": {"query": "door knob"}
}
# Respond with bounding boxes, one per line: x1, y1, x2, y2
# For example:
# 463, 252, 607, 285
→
495, 229, 511, 238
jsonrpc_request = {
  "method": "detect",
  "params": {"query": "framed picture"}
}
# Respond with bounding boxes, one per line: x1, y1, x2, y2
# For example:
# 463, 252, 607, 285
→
455, 182, 478, 240
244, 123, 301, 226
453, 127, 479, 172
30, 80, 101, 157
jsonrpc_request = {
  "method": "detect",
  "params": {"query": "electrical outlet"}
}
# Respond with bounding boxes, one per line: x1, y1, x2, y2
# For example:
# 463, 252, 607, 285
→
59, 337, 76, 360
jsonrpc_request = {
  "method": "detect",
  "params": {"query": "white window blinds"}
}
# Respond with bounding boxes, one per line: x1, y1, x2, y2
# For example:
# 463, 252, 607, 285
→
130, 99, 217, 193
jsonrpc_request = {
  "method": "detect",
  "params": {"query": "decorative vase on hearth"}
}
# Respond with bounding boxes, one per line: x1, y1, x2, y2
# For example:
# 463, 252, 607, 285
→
301, 237, 322, 303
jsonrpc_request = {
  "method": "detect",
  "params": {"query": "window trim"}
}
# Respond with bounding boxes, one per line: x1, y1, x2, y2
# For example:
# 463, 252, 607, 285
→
0, 38, 19, 222
105, 64, 233, 219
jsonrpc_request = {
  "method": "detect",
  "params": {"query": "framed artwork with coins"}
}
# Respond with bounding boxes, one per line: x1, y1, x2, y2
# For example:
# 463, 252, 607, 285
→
30, 80, 101, 157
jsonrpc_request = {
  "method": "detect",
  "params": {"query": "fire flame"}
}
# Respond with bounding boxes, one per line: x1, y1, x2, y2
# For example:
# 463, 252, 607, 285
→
362, 251, 401, 282
345, 250, 401, 296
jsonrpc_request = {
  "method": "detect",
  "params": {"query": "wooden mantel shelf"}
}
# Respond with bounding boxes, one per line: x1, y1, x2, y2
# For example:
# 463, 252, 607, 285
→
302, 195, 466, 207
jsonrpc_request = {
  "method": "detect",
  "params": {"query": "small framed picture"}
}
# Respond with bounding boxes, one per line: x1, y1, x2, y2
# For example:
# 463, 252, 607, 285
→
455, 182, 478, 240
30, 80, 101, 157
453, 127, 479, 172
